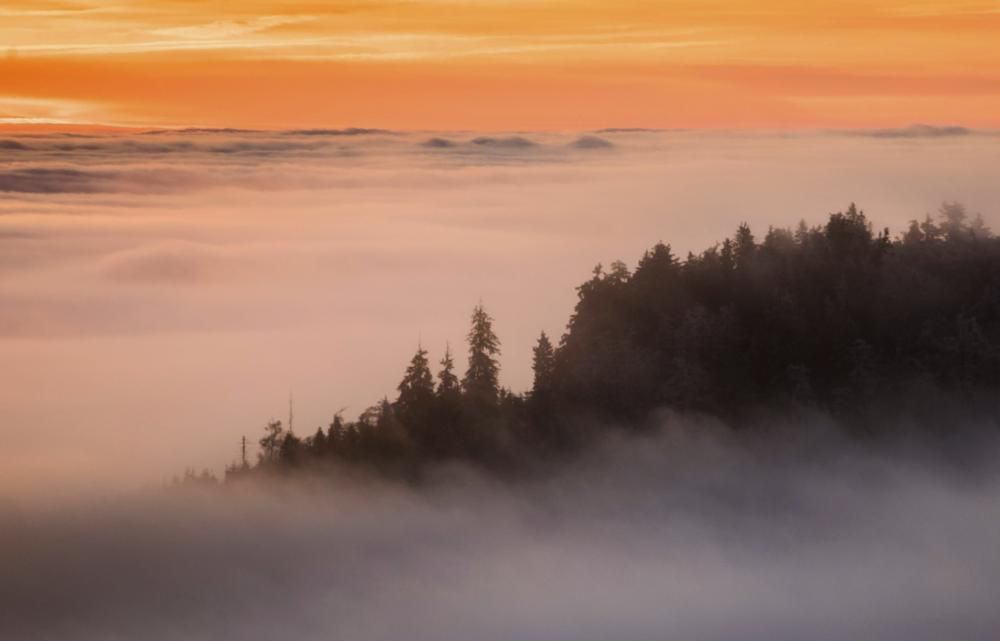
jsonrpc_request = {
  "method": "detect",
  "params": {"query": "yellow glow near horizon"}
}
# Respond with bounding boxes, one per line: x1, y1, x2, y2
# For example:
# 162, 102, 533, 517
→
1, 0, 999, 129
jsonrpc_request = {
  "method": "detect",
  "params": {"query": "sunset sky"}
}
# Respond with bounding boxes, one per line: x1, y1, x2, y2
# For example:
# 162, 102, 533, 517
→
2, 0, 1000, 130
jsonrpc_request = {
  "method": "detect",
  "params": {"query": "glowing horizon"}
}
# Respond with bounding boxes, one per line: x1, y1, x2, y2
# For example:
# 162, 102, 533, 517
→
2, 1, 1000, 130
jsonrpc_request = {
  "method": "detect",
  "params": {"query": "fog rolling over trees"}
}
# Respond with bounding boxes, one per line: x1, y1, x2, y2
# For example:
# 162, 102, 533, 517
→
7, 201, 1000, 641
219, 202, 1000, 482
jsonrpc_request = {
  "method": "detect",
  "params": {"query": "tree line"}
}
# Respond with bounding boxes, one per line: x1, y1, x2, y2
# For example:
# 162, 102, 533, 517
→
220, 202, 1000, 481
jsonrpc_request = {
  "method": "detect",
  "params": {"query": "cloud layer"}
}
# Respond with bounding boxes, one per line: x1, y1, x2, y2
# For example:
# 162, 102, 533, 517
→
1, 127, 999, 486
3, 420, 999, 641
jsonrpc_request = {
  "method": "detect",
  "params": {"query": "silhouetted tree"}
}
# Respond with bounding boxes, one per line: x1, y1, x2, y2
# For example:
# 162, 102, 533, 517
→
532, 332, 555, 395
734, 222, 756, 270
396, 346, 435, 423
311, 426, 327, 455
325, 412, 345, 454
463, 304, 501, 406
258, 420, 284, 463
223, 201, 1000, 481
437, 343, 461, 398
279, 432, 302, 466
902, 219, 924, 245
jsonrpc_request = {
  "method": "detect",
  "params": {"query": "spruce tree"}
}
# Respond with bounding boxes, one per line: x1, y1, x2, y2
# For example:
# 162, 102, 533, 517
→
312, 426, 327, 455
734, 222, 756, 270
278, 432, 302, 466
463, 303, 501, 405
437, 343, 461, 398
532, 331, 555, 394
396, 346, 435, 426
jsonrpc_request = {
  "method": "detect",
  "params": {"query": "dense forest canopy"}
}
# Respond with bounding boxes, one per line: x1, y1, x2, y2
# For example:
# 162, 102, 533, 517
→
211, 203, 1000, 482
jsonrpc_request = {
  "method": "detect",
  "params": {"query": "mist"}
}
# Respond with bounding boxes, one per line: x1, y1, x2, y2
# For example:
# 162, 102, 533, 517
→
3, 415, 998, 641
2, 127, 1000, 486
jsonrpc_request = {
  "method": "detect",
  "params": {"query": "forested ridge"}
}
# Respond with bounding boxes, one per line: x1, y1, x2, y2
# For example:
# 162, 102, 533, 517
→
198, 202, 1000, 483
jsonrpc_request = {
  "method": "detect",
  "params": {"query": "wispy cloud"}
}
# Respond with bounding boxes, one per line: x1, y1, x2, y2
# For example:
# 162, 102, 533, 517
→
0, 96, 111, 126
150, 15, 315, 41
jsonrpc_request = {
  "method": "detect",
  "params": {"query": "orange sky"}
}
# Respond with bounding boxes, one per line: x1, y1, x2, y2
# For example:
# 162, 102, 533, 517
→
2, 0, 1000, 130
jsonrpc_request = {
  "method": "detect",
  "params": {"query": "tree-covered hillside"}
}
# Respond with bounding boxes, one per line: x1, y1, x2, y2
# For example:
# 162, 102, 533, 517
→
223, 203, 1000, 481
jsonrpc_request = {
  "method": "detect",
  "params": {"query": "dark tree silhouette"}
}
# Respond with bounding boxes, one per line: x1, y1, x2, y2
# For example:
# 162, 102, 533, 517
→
311, 426, 327, 455
278, 432, 302, 466
258, 420, 284, 463
463, 303, 501, 407
396, 346, 435, 423
437, 343, 460, 398
227, 202, 1000, 483
532, 331, 555, 395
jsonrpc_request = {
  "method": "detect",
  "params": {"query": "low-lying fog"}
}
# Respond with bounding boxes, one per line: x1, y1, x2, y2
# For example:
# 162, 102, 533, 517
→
3, 417, 998, 641
1, 126, 1000, 487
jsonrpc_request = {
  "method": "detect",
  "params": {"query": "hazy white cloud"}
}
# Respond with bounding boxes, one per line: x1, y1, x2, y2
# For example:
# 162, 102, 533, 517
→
2, 421, 999, 641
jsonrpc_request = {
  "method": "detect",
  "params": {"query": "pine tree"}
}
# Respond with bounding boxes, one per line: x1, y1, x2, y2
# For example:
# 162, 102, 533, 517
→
312, 426, 327, 455
394, 347, 437, 450
437, 343, 461, 398
634, 242, 676, 284
279, 432, 302, 466
902, 219, 924, 245
734, 222, 756, 270
794, 220, 810, 245
377, 397, 395, 430
396, 346, 435, 428
532, 331, 555, 394
463, 303, 501, 405
720, 238, 735, 271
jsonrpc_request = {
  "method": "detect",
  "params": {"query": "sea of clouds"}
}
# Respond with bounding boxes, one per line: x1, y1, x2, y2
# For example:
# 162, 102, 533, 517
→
1, 125, 999, 486
3, 127, 1000, 640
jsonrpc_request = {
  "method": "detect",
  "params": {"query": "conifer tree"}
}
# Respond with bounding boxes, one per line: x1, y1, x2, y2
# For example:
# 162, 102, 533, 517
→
279, 432, 302, 466
634, 242, 676, 282
312, 426, 327, 455
437, 343, 461, 398
734, 222, 756, 270
532, 331, 555, 394
720, 238, 735, 271
330, 411, 345, 436
463, 303, 501, 405
397, 347, 435, 412
396, 346, 435, 434
902, 219, 924, 245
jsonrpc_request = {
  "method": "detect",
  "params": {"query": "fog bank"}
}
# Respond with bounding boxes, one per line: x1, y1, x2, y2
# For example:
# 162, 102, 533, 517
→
4, 418, 999, 641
